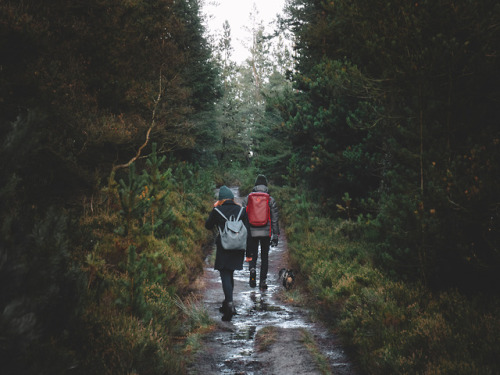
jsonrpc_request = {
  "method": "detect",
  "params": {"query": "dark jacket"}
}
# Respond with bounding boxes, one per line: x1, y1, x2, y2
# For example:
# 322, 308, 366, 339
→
205, 200, 251, 271
241, 184, 280, 238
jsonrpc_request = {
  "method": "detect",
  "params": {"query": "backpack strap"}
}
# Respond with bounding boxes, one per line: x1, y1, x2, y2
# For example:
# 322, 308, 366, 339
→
214, 207, 228, 221
235, 206, 244, 221
215, 206, 244, 221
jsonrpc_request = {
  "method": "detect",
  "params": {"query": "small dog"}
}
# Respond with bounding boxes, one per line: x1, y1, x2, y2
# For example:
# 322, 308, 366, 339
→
278, 268, 295, 290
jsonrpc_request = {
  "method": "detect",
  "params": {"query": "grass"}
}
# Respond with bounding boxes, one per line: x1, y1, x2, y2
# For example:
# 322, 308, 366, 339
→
276, 287, 304, 305
300, 329, 333, 375
175, 295, 214, 334
255, 326, 278, 352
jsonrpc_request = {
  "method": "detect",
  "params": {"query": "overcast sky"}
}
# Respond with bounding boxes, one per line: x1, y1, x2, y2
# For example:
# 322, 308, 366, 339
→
202, 0, 287, 63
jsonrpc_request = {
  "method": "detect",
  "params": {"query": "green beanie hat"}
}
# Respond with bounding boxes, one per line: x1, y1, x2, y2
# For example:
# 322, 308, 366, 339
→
218, 185, 234, 200
255, 174, 268, 186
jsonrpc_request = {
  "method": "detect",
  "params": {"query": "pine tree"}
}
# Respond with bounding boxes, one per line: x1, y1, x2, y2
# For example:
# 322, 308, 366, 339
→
282, 0, 500, 288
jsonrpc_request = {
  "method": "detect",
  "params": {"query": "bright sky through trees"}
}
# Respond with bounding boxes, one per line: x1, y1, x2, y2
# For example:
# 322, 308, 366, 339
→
203, 0, 287, 63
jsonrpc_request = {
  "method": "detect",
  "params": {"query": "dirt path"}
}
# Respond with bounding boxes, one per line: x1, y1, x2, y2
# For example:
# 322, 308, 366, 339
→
188, 188, 358, 375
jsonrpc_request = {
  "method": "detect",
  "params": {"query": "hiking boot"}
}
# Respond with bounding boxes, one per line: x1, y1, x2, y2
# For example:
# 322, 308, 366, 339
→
219, 301, 237, 314
259, 280, 268, 291
221, 301, 235, 321
249, 268, 257, 288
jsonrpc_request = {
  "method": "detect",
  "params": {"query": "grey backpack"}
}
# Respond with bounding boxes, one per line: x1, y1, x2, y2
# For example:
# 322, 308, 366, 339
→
214, 207, 247, 250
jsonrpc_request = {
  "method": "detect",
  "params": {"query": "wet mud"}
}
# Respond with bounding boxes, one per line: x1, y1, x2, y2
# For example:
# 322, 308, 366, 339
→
188, 188, 358, 375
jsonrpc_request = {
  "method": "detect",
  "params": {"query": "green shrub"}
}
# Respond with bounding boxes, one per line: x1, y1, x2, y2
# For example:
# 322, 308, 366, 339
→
74, 149, 215, 373
280, 187, 500, 374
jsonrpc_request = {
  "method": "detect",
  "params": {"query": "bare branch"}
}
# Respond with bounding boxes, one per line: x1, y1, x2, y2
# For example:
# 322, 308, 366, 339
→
112, 71, 163, 172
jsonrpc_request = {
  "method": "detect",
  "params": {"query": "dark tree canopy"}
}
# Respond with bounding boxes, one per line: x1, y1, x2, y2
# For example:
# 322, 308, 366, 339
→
0, 1, 217, 372
281, 0, 500, 289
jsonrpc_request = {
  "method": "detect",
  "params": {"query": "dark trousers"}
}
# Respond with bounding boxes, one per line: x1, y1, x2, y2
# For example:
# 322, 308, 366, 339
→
248, 236, 271, 281
219, 269, 234, 302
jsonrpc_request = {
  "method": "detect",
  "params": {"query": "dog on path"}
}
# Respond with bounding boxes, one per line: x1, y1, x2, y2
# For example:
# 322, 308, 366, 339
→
278, 268, 295, 290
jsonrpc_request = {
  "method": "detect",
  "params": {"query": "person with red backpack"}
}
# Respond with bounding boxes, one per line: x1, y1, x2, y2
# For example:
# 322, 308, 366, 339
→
242, 175, 280, 290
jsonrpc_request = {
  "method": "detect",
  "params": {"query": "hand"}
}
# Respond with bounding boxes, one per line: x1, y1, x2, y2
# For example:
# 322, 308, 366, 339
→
245, 257, 253, 262
270, 234, 279, 247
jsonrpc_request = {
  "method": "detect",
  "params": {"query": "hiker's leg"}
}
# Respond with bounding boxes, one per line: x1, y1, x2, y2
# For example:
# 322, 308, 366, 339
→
247, 236, 259, 287
219, 268, 236, 321
219, 268, 233, 302
259, 237, 271, 282
248, 236, 259, 269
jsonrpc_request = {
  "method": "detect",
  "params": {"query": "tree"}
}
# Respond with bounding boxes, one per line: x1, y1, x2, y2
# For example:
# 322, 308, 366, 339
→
210, 21, 250, 167
282, 0, 500, 289
0, 0, 219, 371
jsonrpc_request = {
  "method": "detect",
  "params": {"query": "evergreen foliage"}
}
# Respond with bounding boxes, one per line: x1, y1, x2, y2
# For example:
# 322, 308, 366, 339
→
277, 186, 500, 374
0, 205, 85, 373
0, 1, 217, 373
282, 0, 500, 290
207, 11, 295, 177
75, 150, 213, 374
1, 0, 499, 372
209, 21, 252, 168
0, 0, 218, 176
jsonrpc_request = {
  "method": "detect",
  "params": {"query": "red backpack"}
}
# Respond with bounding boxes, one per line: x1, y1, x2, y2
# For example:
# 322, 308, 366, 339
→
246, 192, 270, 226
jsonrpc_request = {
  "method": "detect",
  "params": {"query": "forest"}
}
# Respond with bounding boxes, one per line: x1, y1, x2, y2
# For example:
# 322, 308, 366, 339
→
0, 0, 498, 374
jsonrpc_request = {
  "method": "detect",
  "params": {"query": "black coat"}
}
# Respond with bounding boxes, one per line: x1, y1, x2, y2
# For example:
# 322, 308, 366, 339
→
205, 200, 251, 271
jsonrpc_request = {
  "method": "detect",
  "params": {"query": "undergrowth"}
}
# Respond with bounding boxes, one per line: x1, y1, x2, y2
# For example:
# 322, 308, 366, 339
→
275, 186, 500, 375
74, 147, 215, 374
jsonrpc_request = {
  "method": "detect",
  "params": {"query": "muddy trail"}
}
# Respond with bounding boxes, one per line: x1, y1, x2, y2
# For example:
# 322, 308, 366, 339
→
188, 188, 358, 375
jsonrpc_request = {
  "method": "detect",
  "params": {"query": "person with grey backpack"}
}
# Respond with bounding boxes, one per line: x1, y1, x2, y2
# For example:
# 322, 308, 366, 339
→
205, 186, 252, 321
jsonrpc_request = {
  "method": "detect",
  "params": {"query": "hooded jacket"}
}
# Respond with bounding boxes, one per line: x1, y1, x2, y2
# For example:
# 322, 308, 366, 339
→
242, 184, 280, 238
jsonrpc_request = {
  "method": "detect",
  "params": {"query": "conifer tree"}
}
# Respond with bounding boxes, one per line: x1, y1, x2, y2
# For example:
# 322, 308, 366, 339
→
282, 0, 500, 288
211, 21, 250, 167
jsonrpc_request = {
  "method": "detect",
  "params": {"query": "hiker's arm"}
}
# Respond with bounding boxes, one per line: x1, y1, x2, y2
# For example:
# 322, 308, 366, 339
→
243, 211, 252, 261
270, 197, 280, 235
205, 209, 216, 230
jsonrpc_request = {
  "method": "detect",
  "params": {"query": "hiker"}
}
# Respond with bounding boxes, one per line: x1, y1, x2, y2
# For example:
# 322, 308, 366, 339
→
205, 186, 251, 321
242, 175, 280, 291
